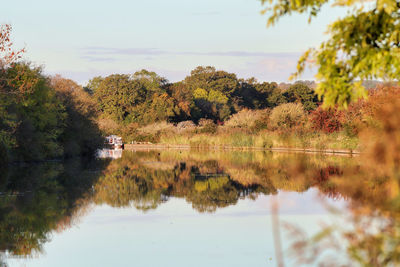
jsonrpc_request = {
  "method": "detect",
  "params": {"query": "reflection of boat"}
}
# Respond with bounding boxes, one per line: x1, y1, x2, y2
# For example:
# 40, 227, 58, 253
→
105, 135, 123, 149
97, 149, 123, 159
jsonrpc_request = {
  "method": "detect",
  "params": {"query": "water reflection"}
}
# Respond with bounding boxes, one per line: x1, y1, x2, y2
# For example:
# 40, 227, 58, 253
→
2, 149, 399, 266
96, 149, 123, 159
0, 158, 109, 260
93, 150, 351, 214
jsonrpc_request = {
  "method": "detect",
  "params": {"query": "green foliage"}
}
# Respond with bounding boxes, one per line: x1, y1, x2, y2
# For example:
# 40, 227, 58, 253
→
90, 66, 309, 131
0, 63, 102, 162
284, 83, 318, 111
0, 26, 103, 163
1, 63, 66, 161
233, 79, 285, 109
93, 71, 180, 126
84, 76, 103, 95
94, 74, 146, 121
132, 69, 168, 93
185, 66, 238, 95
261, 0, 400, 107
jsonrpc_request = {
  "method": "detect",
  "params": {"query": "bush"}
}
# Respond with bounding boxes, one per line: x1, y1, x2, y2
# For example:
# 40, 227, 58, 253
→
269, 103, 306, 130
224, 109, 268, 129
177, 121, 196, 132
309, 106, 344, 133
198, 119, 217, 134
138, 121, 176, 136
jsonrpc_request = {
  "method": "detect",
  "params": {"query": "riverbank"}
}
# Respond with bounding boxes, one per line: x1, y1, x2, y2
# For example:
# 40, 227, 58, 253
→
124, 143, 359, 155
160, 130, 357, 150
125, 128, 360, 155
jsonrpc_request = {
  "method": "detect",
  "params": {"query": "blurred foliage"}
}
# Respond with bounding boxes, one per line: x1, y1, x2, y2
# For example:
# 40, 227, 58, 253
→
261, 0, 400, 108
285, 87, 400, 266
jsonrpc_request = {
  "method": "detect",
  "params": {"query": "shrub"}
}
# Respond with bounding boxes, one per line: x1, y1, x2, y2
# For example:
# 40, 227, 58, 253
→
224, 109, 268, 129
176, 120, 196, 132
138, 121, 176, 136
269, 103, 306, 130
309, 106, 344, 133
198, 119, 217, 134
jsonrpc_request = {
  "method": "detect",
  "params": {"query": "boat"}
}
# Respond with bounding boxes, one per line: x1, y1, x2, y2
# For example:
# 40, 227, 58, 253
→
105, 135, 124, 149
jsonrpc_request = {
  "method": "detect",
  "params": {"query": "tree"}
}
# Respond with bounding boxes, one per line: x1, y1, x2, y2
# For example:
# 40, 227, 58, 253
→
51, 75, 103, 157
261, 0, 400, 107
4, 63, 66, 161
0, 24, 25, 165
255, 81, 286, 108
84, 76, 103, 95
131, 69, 168, 94
184, 66, 239, 95
183, 66, 239, 121
94, 74, 147, 121
166, 81, 195, 121
284, 83, 318, 111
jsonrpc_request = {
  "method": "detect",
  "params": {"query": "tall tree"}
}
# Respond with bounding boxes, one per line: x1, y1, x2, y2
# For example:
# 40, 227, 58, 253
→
284, 83, 318, 111
94, 74, 147, 121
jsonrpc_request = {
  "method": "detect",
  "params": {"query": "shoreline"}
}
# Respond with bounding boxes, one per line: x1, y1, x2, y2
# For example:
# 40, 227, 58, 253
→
124, 143, 360, 156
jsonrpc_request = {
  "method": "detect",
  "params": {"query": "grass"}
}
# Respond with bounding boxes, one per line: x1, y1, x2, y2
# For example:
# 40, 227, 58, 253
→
158, 129, 359, 151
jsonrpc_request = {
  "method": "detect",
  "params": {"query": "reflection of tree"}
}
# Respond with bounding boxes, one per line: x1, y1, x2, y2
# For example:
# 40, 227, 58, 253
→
94, 166, 171, 211
0, 159, 107, 258
93, 150, 353, 213
0, 149, 360, 262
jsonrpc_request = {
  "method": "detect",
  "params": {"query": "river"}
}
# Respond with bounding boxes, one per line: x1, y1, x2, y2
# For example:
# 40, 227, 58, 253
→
0, 149, 396, 266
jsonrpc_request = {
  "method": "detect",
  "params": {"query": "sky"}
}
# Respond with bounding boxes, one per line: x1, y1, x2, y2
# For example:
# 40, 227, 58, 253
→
1, 0, 346, 85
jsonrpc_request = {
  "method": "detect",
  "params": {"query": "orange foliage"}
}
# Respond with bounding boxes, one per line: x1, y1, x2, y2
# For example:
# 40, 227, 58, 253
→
0, 24, 24, 67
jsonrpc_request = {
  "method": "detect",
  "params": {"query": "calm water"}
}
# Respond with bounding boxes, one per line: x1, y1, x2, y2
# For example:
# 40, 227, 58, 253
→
0, 149, 395, 266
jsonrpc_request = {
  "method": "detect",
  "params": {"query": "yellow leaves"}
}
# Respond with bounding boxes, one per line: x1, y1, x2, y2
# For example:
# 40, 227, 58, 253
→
377, 0, 397, 14
333, 0, 363, 7
290, 48, 314, 81
193, 87, 229, 104
193, 87, 208, 99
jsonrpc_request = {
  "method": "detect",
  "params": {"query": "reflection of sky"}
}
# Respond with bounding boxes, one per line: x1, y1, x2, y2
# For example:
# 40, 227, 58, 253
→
8, 189, 347, 267
0, 0, 347, 84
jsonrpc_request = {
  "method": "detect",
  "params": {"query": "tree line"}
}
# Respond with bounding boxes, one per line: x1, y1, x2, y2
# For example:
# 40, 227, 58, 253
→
89, 66, 319, 126
0, 24, 389, 164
